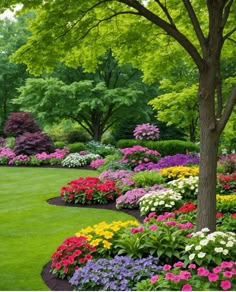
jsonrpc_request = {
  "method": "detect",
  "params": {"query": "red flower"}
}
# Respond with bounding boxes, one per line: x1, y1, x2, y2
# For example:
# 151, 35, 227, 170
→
86, 194, 93, 200
79, 257, 86, 263
216, 212, 224, 218
230, 213, 236, 219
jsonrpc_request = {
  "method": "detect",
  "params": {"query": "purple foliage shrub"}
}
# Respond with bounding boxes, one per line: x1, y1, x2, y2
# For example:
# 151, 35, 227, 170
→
14, 132, 54, 155
4, 112, 41, 137
0, 137, 5, 147
134, 154, 199, 171
133, 123, 160, 140
116, 184, 167, 209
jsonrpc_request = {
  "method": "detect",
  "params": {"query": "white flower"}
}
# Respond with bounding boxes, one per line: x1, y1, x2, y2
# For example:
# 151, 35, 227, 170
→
154, 201, 159, 206
214, 247, 223, 253
226, 241, 234, 248
220, 240, 226, 245
159, 201, 165, 205
223, 249, 229, 255
201, 227, 210, 233
151, 207, 155, 211
189, 254, 195, 261
195, 245, 202, 251
185, 245, 193, 251
198, 252, 206, 258
200, 239, 208, 246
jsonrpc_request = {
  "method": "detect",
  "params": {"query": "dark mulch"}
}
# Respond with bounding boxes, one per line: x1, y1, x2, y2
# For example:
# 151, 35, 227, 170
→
42, 197, 144, 290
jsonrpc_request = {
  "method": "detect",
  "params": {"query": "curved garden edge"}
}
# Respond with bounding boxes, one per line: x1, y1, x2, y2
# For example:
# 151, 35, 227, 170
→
43, 197, 144, 290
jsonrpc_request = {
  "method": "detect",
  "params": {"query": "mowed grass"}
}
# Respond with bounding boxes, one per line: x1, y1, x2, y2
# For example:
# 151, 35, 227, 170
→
0, 167, 135, 291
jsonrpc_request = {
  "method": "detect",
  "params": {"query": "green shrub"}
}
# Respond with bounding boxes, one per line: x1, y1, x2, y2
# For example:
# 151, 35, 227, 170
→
132, 170, 164, 187
54, 141, 66, 149
86, 140, 118, 157
64, 130, 90, 143
97, 152, 128, 172
117, 139, 199, 156
5, 137, 15, 149
67, 142, 87, 153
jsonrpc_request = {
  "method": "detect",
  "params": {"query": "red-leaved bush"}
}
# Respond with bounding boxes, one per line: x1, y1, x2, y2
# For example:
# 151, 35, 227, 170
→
4, 112, 41, 137
13, 132, 54, 155
50, 236, 96, 279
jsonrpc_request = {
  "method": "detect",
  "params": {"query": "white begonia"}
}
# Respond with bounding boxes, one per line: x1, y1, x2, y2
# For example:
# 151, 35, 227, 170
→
198, 252, 206, 258
226, 241, 234, 248
189, 254, 195, 261
214, 247, 223, 253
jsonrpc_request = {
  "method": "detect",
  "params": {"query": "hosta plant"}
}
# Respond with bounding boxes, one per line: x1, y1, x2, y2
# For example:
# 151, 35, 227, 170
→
69, 255, 162, 291
50, 236, 96, 279
61, 152, 100, 168
60, 176, 121, 204
136, 260, 236, 291
139, 189, 183, 216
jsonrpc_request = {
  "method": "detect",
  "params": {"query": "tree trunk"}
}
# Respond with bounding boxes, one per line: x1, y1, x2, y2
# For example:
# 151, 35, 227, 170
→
196, 70, 220, 232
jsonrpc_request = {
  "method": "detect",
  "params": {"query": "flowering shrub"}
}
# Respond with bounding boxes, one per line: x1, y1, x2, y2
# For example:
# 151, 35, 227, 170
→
86, 140, 117, 157
139, 189, 183, 215
217, 171, 236, 194
167, 176, 199, 199
0, 137, 5, 147
134, 154, 199, 171
50, 236, 96, 279
70, 255, 162, 291
120, 145, 161, 169
136, 260, 236, 291
218, 153, 236, 174
0, 147, 16, 164
133, 123, 160, 140
116, 185, 167, 209
75, 220, 139, 256
216, 194, 236, 213
115, 219, 192, 264
90, 158, 105, 169
159, 166, 199, 181
61, 152, 100, 168
9, 154, 30, 166
60, 176, 120, 204
182, 228, 236, 266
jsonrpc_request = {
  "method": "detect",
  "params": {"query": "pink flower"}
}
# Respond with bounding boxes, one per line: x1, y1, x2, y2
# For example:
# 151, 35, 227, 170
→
186, 233, 193, 238
131, 226, 144, 234
220, 280, 232, 290
182, 284, 192, 291
213, 266, 222, 273
221, 261, 234, 269
231, 268, 236, 274
165, 221, 177, 226
223, 271, 233, 278
174, 261, 184, 268
172, 275, 181, 282
197, 267, 209, 276
179, 271, 191, 280
150, 275, 159, 283
208, 272, 219, 282
149, 224, 158, 231
188, 263, 196, 269
163, 264, 172, 271
165, 272, 175, 280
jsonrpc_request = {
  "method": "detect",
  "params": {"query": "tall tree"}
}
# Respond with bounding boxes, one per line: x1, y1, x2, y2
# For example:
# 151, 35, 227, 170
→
1, 1, 235, 231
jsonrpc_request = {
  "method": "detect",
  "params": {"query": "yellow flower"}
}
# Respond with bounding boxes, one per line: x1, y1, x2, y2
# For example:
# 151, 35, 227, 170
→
103, 240, 112, 249
90, 238, 102, 246
103, 231, 114, 239
160, 166, 199, 179
217, 194, 236, 202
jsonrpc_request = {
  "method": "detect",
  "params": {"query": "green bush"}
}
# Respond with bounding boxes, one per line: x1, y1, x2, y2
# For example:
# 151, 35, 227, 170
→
67, 142, 87, 153
97, 152, 128, 172
54, 141, 66, 149
5, 137, 15, 149
132, 170, 164, 187
116, 139, 199, 156
64, 130, 90, 143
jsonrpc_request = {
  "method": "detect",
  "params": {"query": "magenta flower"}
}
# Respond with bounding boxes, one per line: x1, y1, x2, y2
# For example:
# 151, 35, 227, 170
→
220, 280, 232, 290
130, 226, 144, 234
213, 266, 222, 273
150, 275, 159, 283
149, 225, 158, 231
188, 263, 196, 269
165, 272, 175, 280
179, 271, 191, 280
182, 284, 192, 291
208, 272, 219, 282
221, 261, 234, 269
173, 261, 184, 268
163, 264, 172, 271
223, 271, 233, 278
197, 267, 209, 276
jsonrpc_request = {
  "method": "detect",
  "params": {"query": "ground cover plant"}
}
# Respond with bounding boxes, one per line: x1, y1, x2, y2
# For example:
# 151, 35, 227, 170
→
0, 167, 135, 291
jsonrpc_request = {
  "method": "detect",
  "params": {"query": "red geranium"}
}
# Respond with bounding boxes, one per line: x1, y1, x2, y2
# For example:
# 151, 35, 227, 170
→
174, 202, 197, 213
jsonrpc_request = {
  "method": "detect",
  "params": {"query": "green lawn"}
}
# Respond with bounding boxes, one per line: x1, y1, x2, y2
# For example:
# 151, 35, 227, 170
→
0, 167, 135, 290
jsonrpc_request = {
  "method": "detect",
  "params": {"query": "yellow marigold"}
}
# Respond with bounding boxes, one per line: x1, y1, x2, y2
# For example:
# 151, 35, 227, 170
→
217, 194, 236, 202
103, 240, 112, 249
160, 166, 199, 179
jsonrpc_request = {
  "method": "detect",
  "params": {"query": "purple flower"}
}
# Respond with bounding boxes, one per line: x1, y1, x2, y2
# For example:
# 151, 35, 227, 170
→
133, 123, 160, 140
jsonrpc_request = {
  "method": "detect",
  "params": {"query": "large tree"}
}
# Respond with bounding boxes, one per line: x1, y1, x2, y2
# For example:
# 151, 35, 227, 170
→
1, 1, 235, 231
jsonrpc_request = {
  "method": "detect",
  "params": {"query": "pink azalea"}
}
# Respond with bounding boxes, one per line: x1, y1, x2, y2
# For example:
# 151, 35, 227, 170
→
220, 280, 232, 290
182, 284, 192, 291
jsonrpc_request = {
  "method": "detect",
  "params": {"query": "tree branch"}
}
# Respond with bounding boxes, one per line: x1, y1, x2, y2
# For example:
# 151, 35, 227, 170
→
222, 0, 234, 28
223, 27, 236, 41
182, 0, 206, 49
154, 0, 175, 26
118, 0, 205, 71
217, 86, 236, 134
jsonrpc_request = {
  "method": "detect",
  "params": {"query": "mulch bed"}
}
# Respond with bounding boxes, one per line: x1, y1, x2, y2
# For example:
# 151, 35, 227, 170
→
42, 197, 144, 290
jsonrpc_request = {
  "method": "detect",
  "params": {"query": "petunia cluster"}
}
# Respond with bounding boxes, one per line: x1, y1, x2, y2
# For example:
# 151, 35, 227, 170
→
50, 236, 96, 279
60, 176, 121, 204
